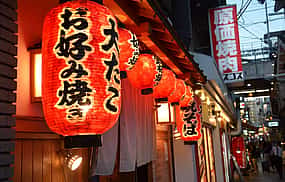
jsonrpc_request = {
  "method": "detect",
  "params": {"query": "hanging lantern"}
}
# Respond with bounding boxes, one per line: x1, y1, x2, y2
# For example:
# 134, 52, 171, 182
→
127, 54, 162, 95
180, 86, 193, 108
153, 68, 175, 99
232, 136, 246, 169
168, 78, 186, 104
42, 1, 121, 136
176, 96, 202, 141
118, 28, 139, 78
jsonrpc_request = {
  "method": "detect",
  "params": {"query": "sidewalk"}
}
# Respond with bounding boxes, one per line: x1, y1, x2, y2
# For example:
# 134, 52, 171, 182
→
244, 166, 285, 182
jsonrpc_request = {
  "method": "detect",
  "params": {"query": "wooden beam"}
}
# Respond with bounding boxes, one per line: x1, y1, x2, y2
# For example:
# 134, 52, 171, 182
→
103, 0, 206, 83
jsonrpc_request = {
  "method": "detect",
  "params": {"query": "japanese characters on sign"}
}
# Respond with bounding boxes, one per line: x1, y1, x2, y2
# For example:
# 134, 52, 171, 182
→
100, 16, 121, 114
42, 1, 121, 136
153, 56, 163, 86
127, 31, 139, 68
118, 28, 139, 72
177, 96, 202, 141
209, 5, 244, 83
54, 7, 94, 122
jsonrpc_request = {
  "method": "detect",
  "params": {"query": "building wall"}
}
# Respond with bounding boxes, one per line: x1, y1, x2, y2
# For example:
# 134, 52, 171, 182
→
153, 125, 173, 182
0, 0, 18, 180
173, 140, 197, 182
14, 131, 90, 182
14, 1, 90, 181
212, 125, 225, 182
16, 0, 58, 117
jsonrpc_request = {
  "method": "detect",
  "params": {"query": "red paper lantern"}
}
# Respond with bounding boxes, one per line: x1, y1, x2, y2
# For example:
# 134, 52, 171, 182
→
168, 78, 186, 104
127, 54, 162, 94
118, 28, 139, 72
232, 137, 246, 168
180, 86, 193, 108
42, 1, 121, 136
153, 68, 175, 99
176, 96, 202, 141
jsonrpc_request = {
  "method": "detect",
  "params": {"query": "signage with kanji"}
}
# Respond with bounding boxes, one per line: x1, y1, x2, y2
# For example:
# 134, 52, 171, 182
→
209, 5, 244, 83
177, 96, 202, 141
42, 1, 121, 136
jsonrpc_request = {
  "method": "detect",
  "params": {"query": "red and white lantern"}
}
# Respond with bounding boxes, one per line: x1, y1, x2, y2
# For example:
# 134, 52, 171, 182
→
42, 1, 121, 136
176, 96, 202, 141
153, 68, 175, 99
180, 86, 193, 108
127, 54, 162, 94
168, 78, 186, 104
118, 28, 139, 74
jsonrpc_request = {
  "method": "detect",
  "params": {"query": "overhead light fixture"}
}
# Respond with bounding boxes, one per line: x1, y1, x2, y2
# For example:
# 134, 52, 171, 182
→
247, 83, 251, 87
271, 82, 274, 85
200, 92, 206, 101
233, 90, 255, 94
194, 90, 201, 95
59, 150, 83, 171
233, 89, 270, 94
206, 97, 211, 105
255, 89, 269, 93
67, 154, 83, 171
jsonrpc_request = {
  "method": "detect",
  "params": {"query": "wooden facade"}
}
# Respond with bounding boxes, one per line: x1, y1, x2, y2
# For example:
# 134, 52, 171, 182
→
0, 0, 17, 181
13, 116, 90, 182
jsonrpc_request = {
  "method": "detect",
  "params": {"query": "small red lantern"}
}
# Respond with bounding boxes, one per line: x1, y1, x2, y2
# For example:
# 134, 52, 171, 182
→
118, 28, 139, 78
153, 68, 175, 99
168, 78, 186, 104
127, 54, 162, 94
42, 1, 121, 136
176, 96, 202, 141
180, 86, 193, 108
232, 137, 246, 169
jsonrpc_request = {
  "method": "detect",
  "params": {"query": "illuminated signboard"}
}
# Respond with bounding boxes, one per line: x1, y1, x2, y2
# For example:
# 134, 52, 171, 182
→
209, 5, 244, 83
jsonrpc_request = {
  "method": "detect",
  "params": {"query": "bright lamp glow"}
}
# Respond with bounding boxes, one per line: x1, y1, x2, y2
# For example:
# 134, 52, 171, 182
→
200, 92, 206, 101
67, 155, 82, 171
34, 53, 42, 97
206, 97, 210, 105
157, 103, 171, 123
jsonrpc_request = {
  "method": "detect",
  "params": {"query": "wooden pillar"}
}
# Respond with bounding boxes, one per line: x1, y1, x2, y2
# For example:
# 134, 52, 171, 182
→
0, 0, 17, 180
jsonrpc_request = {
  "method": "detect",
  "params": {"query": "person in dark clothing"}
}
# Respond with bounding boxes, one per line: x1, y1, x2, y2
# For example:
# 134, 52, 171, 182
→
273, 142, 283, 179
249, 143, 259, 173
262, 142, 272, 172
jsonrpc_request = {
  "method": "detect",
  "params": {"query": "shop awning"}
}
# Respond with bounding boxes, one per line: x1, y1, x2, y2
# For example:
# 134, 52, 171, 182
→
103, 0, 206, 87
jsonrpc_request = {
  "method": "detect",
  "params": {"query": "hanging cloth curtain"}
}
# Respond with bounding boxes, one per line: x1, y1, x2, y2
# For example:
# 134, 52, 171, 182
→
90, 78, 155, 175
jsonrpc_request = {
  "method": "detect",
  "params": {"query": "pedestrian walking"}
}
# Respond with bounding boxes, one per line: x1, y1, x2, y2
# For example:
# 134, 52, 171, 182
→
272, 141, 283, 179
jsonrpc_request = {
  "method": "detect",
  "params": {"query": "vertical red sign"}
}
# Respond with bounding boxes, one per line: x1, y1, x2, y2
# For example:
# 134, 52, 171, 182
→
232, 136, 246, 169
176, 96, 202, 141
209, 5, 243, 83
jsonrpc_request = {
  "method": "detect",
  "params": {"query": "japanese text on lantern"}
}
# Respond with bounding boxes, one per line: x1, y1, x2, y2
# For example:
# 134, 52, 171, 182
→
54, 7, 94, 122
153, 56, 163, 86
209, 6, 243, 82
182, 99, 201, 139
100, 16, 120, 113
128, 32, 139, 66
